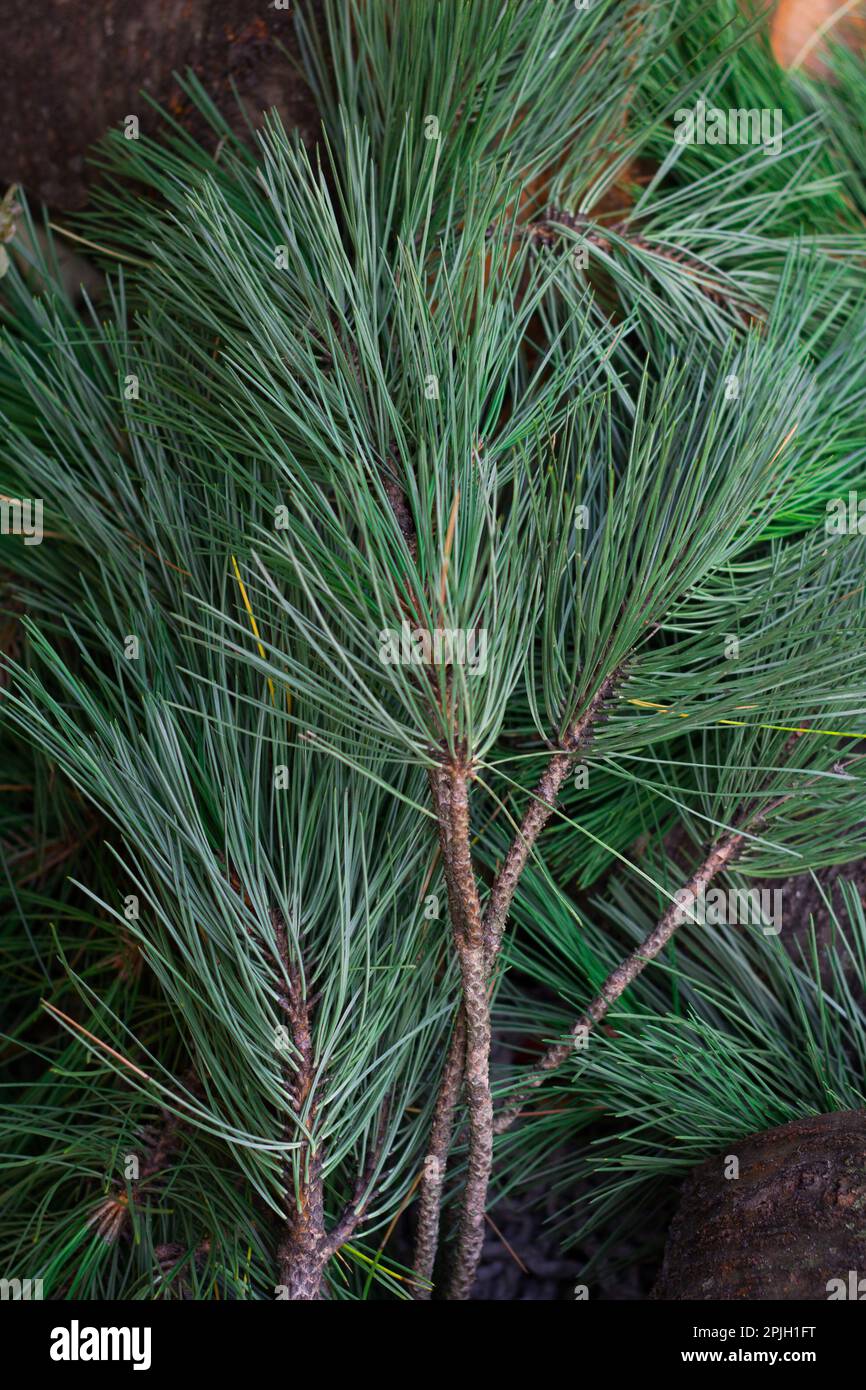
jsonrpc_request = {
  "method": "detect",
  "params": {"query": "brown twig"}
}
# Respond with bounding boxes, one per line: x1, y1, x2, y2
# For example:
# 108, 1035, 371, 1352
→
411, 1010, 466, 1296
493, 826, 747, 1134
87, 1079, 197, 1246
269, 903, 387, 1298
428, 760, 493, 1300
274, 934, 328, 1300
482, 666, 626, 968
412, 668, 626, 1295
491, 751, 834, 1135
323, 1102, 391, 1258
528, 207, 763, 323
154, 1238, 212, 1293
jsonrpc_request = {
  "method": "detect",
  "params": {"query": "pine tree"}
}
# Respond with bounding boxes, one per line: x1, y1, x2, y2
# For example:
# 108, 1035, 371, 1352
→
2, 0, 865, 1301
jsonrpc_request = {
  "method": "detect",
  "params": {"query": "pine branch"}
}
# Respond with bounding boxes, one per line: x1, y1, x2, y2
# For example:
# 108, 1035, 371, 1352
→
411, 1011, 465, 1297
275, 936, 327, 1300
413, 667, 626, 1294
6, 0, 866, 1306
493, 827, 747, 1135
154, 1239, 212, 1295
428, 761, 492, 1301
528, 207, 764, 322
492, 743, 848, 1136
272, 906, 391, 1295
318, 304, 419, 566
88, 1087, 194, 1247
482, 665, 627, 968
382, 441, 419, 564
323, 1103, 390, 1259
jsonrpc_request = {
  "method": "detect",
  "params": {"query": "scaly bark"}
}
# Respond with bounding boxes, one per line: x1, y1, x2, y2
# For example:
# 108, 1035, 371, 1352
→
275, 925, 328, 1300
278, 1152, 329, 1301
412, 1011, 466, 1296
428, 761, 492, 1301
272, 905, 386, 1299
653, 1110, 866, 1300
413, 669, 625, 1295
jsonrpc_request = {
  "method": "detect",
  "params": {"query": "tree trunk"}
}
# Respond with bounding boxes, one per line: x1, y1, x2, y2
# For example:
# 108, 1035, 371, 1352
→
653, 1109, 866, 1300
0, 0, 322, 209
